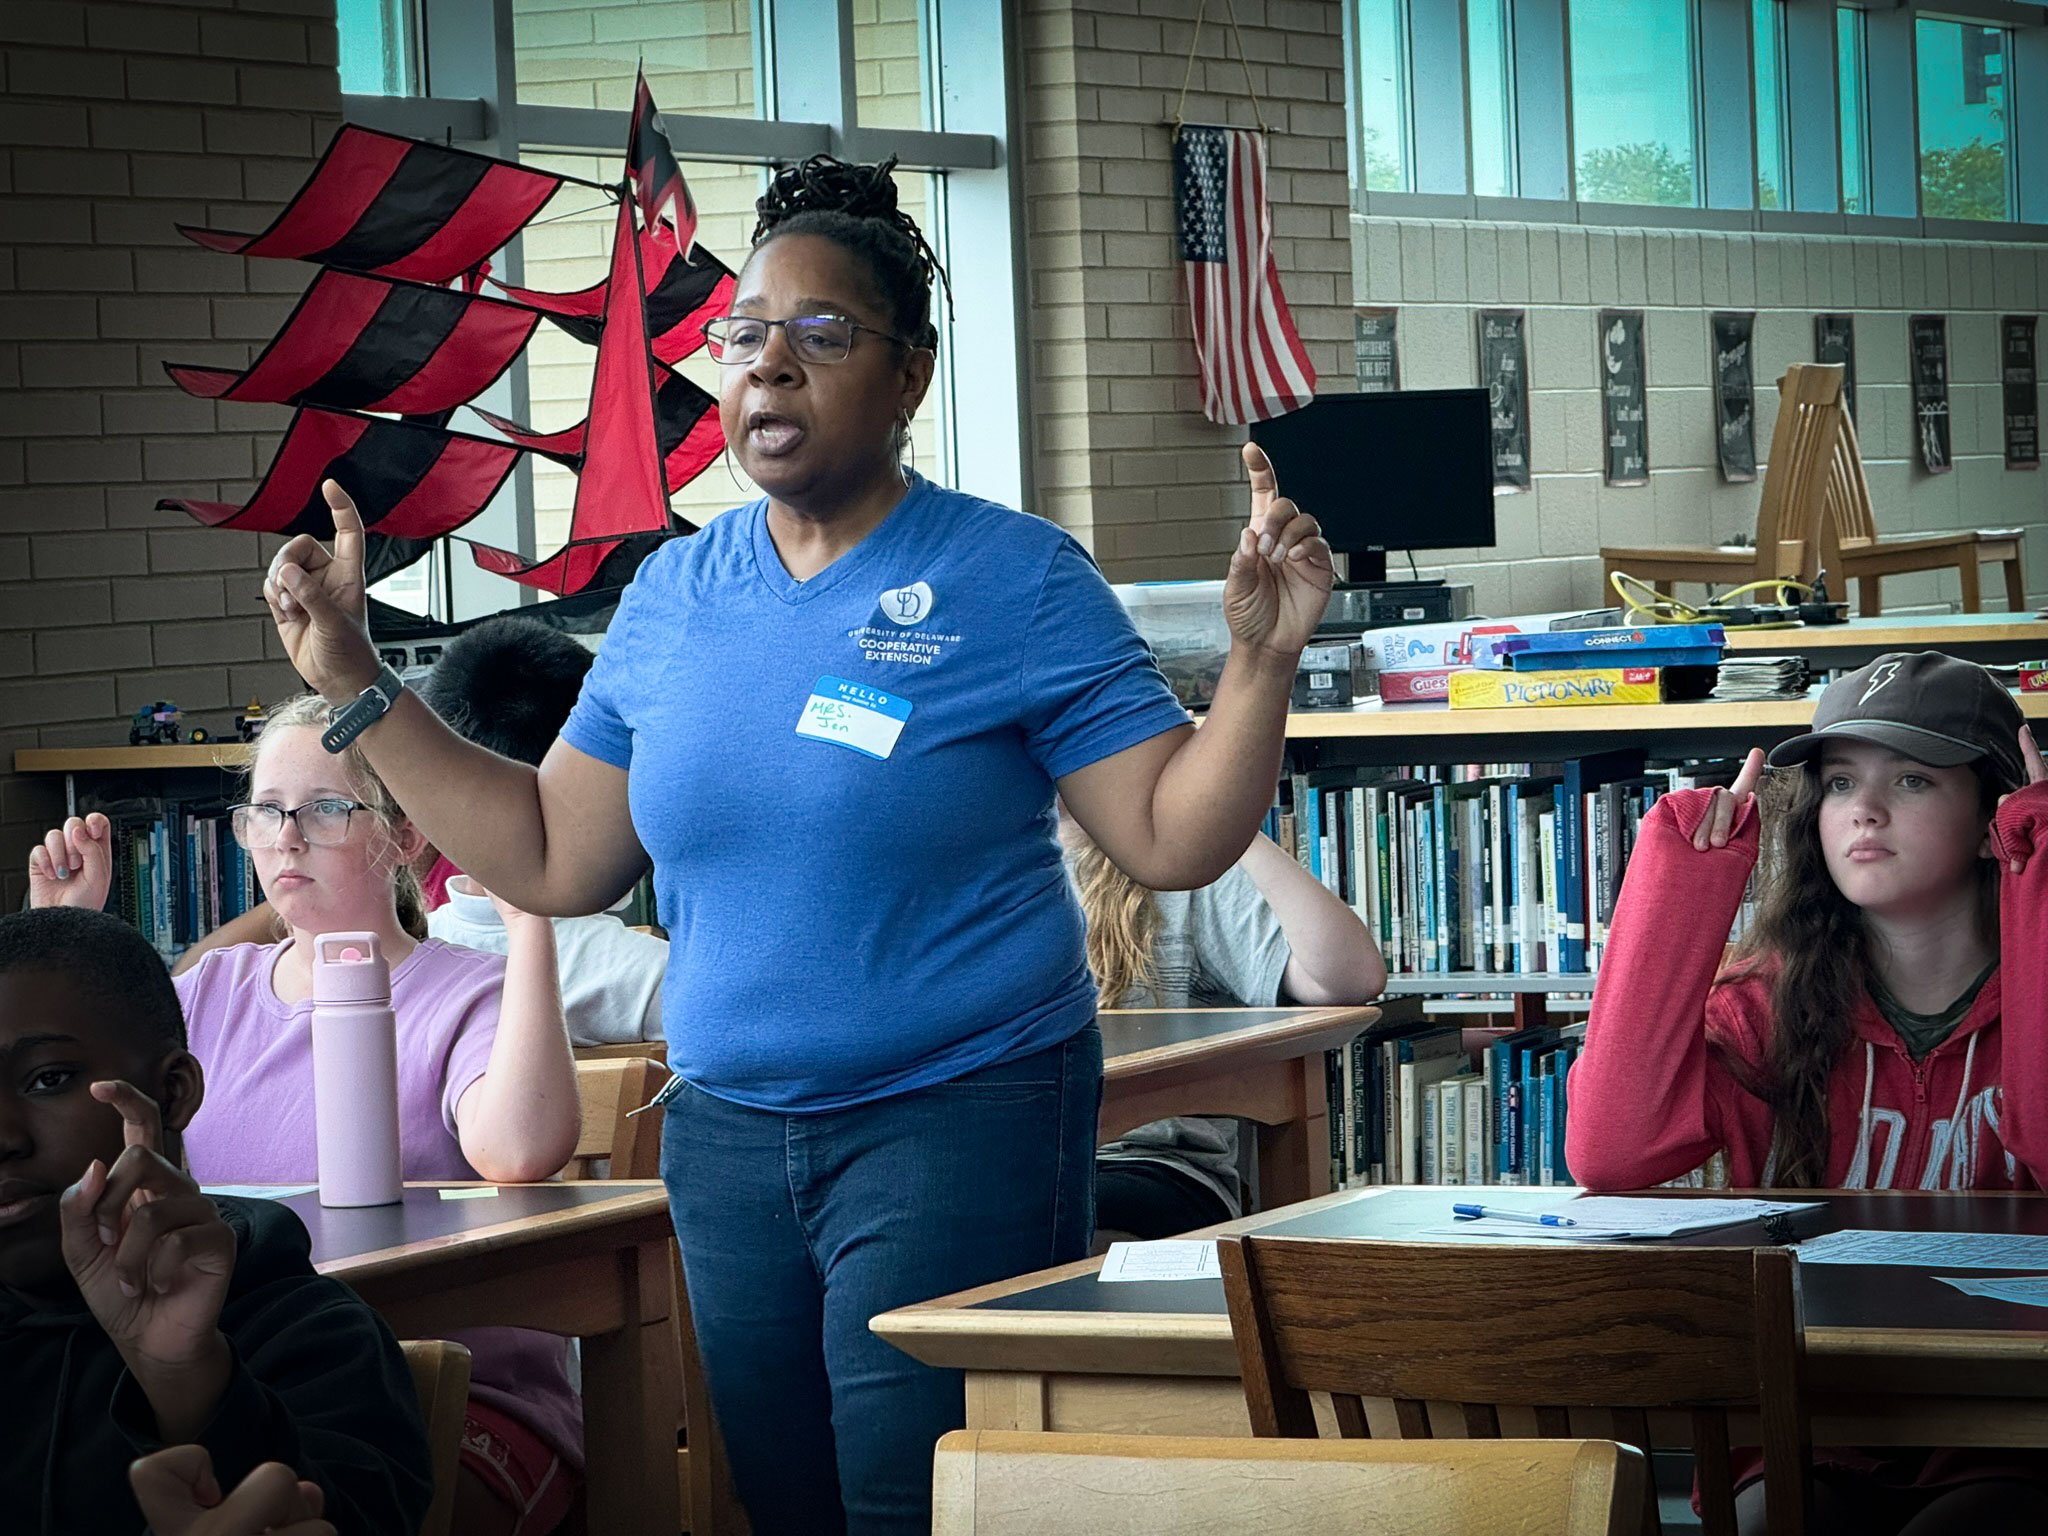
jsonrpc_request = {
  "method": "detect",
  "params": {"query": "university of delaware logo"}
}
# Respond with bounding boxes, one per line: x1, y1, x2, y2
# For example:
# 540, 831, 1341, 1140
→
879, 581, 934, 626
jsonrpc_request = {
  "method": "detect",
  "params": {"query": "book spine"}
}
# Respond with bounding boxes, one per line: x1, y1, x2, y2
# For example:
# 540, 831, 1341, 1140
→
1463, 1077, 1488, 1187
1559, 762, 1584, 972
1326, 1049, 1345, 1191
1538, 810, 1558, 974
1538, 1055, 1558, 1187
1350, 1035, 1370, 1187
1420, 1086, 1439, 1185
1440, 1077, 1463, 1186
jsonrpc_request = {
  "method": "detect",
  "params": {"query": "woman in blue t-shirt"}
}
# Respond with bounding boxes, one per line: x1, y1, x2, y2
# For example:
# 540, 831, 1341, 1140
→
257, 154, 1332, 1535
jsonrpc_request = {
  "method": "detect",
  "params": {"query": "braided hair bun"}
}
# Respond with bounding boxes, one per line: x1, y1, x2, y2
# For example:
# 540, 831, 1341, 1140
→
752, 154, 950, 350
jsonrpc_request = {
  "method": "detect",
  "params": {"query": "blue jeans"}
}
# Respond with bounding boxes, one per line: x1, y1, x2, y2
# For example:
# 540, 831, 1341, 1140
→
661, 1023, 1102, 1535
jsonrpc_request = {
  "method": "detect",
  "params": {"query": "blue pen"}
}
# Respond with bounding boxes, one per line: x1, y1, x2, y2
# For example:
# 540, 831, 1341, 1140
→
1452, 1203, 1577, 1228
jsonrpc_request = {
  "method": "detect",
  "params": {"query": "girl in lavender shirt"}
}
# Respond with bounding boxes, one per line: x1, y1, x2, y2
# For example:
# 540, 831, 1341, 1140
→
29, 693, 584, 1536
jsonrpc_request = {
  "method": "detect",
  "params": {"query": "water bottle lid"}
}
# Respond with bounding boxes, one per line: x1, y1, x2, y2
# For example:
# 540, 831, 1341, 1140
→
310, 931, 391, 1003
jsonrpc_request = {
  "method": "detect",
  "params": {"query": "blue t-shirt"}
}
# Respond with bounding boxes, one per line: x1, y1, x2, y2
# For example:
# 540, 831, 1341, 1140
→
562, 476, 1190, 1112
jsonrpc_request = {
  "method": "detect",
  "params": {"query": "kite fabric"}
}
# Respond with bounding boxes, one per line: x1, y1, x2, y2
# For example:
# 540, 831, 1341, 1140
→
163, 269, 539, 414
472, 367, 724, 493
156, 406, 522, 540
491, 228, 735, 365
468, 192, 675, 594
178, 125, 565, 285
628, 67, 697, 255
1170, 124, 1316, 425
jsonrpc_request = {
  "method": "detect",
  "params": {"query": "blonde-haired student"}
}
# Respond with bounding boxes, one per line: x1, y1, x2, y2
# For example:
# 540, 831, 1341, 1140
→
1566, 652, 2048, 1534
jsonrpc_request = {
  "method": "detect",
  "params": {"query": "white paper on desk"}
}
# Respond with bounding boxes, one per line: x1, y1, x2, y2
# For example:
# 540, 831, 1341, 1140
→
1797, 1229, 2048, 1269
1098, 1240, 1221, 1282
1935, 1273, 2048, 1305
1417, 1196, 1819, 1242
201, 1184, 318, 1199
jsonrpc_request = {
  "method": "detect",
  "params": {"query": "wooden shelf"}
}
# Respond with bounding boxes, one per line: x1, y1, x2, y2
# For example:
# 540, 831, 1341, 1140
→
1286, 690, 2048, 739
1721, 614, 2048, 660
1381, 973, 1596, 995
14, 744, 255, 773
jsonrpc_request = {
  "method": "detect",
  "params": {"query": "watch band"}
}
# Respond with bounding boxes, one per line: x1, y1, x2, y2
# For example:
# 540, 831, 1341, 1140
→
321, 663, 405, 754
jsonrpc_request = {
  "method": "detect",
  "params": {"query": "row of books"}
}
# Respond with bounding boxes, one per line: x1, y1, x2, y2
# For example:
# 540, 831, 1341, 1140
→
100, 799, 261, 959
1264, 751, 1748, 977
1321, 1015, 1585, 1188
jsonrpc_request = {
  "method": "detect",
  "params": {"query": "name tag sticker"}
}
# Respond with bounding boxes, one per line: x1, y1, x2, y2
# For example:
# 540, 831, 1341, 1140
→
795, 675, 912, 760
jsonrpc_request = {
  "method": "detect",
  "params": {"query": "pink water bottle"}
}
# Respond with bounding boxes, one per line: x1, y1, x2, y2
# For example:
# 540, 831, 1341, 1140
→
310, 932, 403, 1208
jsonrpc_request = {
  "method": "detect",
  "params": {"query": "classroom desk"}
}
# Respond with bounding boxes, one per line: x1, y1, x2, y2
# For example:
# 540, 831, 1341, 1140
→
874, 1186, 2048, 1449
287, 1182, 681, 1536
1097, 1007, 1378, 1210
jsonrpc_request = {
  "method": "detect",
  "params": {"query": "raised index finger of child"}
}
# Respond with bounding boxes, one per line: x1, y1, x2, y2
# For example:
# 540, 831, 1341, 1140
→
92, 1078, 165, 1153
2021, 724, 2045, 785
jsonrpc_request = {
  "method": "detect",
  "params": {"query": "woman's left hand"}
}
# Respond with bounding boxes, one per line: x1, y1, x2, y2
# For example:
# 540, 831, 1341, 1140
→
1224, 442, 1334, 658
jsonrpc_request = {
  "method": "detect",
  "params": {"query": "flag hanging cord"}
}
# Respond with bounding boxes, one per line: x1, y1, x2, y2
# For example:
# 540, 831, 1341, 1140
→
1171, 0, 1269, 137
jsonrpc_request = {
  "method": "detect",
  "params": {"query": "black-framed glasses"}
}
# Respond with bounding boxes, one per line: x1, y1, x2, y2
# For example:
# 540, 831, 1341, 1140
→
227, 798, 368, 850
703, 312, 914, 366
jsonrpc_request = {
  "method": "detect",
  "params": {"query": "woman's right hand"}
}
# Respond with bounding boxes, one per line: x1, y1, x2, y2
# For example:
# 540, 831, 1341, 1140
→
261, 479, 381, 703
1693, 747, 1765, 851
28, 812, 113, 911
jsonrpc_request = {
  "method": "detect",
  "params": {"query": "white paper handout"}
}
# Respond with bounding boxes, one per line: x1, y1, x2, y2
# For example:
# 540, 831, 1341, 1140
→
1795, 1229, 2048, 1269
1935, 1273, 2048, 1306
1098, 1239, 1221, 1282
200, 1184, 319, 1199
1417, 1196, 1820, 1242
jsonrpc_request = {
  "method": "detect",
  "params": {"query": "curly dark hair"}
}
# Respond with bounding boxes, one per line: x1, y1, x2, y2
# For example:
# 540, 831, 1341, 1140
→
751, 154, 951, 350
416, 617, 594, 769
0, 906, 186, 1054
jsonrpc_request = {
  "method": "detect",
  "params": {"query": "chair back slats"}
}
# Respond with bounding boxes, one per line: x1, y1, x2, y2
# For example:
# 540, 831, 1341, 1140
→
563, 1055, 669, 1180
1331, 1393, 1372, 1438
1219, 1235, 1809, 1536
1694, 1408, 1737, 1536
1752, 363, 1847, 585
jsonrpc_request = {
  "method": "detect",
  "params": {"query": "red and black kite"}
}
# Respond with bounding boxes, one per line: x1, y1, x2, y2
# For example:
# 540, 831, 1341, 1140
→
628, 67, 696, 256
163, 269, 539, 415
492, 228, 734, 365
158, 405, 523, 539
473, 367, 723, 494
178, 125, 574, 285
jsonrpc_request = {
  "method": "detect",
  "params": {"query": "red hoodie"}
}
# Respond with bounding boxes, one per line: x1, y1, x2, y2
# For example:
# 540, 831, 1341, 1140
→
1565, 781, 2048, 1193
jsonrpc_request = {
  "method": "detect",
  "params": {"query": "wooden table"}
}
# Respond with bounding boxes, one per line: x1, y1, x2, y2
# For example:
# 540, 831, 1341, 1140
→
1097, 1007, 1377, 1210
285, 1182, 681, 1536
874, 1186, 2048, 1449
1720, 612, 2048, 668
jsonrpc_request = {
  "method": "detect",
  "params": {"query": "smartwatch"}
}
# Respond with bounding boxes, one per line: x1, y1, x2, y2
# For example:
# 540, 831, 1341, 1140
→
322, 663, 406, 754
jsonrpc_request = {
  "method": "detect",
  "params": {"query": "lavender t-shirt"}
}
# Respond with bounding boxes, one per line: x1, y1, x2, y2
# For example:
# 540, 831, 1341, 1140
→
175, 939, 584, 1466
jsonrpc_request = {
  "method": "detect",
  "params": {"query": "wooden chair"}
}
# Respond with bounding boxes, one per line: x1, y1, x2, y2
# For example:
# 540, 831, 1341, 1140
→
1816, 405, 2028, 615
562, 1054, 670, 1180
930, 1429, 1645, 1535
401, 1339, 472, 1536
1218, 1237, 1810, 1536
1600, 363, 1846, 600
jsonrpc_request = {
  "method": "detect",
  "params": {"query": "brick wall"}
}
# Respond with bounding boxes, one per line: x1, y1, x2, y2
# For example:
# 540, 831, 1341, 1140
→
0, 0, 336, 910
1016, 0, 1354, 580
1354, 217, 2048, 617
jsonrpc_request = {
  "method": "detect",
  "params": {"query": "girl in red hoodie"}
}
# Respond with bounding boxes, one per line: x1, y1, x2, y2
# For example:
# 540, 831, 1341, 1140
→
1565, 651, 2048, 1535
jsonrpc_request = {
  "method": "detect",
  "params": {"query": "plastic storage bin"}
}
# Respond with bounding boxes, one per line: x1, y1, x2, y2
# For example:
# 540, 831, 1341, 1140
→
1113, 580, 1230, 710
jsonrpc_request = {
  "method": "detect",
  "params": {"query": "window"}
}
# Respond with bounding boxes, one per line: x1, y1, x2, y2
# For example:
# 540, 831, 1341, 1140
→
514, 0, 759, 117
1753, 0, 1786, 209
1916, 18, 2012, 221
1568, 0, 1696, 207
1354, 0, 1409, 192
1837, 8, 1868, 214
1466, 0, 1515, 198
337, 0, 418, 96
855, 0, 930, 129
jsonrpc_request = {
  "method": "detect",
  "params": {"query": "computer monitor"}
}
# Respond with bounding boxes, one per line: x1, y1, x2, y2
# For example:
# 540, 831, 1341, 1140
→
1247, 388, 1496, 584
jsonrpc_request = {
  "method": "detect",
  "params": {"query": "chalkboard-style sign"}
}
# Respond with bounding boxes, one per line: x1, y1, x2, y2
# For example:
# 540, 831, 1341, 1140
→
1599, 309, 1648, 487
1814, 313, 1857, 424
1711, 311, 1757, 483
1477, 308, 1530, 490
1909, 313, 1952, 474
2004, 315, 2039, 470
1354, 307, 1399, 392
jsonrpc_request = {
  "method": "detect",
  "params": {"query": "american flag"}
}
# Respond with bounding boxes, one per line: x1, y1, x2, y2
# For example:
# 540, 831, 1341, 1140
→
1172, 125, 1316, 425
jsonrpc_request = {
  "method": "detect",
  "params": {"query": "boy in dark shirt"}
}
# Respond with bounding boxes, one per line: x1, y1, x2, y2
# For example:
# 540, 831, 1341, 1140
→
0, 906, 432, 1534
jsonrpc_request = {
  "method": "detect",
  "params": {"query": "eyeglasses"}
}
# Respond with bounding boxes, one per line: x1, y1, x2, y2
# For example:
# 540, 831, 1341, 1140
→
227, 798, 368, 850
702, 312, 914, 366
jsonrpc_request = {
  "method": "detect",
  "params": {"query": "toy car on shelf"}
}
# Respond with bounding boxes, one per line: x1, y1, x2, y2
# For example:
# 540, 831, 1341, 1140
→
235, 698, 268, 742
129, 702, 181, 746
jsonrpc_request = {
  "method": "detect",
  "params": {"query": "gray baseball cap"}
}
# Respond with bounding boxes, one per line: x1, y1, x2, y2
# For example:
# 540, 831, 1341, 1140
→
1767, 651, 2026, 789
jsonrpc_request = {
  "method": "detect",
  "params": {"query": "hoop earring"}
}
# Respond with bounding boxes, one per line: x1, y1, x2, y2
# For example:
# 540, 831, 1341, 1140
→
899, 411, 915, 486
724, 446, 746, 495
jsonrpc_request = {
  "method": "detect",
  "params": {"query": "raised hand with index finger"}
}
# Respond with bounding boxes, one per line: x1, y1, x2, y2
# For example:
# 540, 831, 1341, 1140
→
1693, 747, 1767, 852
1223, 441, 1334, 659
262, 479, 382, 704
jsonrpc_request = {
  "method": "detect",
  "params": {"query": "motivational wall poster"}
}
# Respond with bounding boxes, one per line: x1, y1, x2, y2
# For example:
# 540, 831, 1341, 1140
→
1814, 313, 1858, 424
1710, 311, 1756, 483
1478, 308, 1530, 490
2004, 315, 2039, 469
1909, 313, 1952, 474
1353, 306, 1399, 392
1599, 309, 1648, 486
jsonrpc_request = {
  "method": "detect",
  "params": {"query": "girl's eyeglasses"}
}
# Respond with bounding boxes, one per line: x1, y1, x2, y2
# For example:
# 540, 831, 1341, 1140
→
702, 313, 915, 366
227, 798, 368, 850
